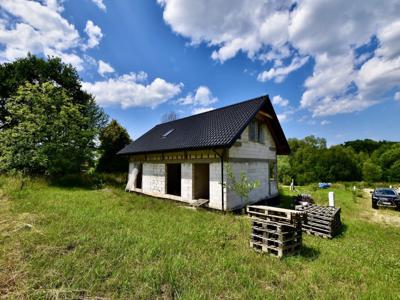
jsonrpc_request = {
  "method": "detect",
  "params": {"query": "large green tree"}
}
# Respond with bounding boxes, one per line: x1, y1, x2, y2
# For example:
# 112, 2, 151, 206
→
0, 54, 107, 130
96, 120, 131, 173
0, 82, 98, 175
0, 55, 107, 175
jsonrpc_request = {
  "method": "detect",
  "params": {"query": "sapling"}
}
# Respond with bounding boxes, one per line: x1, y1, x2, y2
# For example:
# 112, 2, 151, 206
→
223, 164, 261, 212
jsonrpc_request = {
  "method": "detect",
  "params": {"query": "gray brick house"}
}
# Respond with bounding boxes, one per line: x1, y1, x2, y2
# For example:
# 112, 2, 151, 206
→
118, 95, 290, 211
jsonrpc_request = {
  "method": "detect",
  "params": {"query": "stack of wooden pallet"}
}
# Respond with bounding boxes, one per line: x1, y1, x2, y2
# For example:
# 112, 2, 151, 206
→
247, 205, 304, 258
296, 204, 341, 239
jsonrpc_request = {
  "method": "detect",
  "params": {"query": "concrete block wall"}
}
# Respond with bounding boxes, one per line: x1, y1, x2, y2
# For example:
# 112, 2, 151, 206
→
181, 163, 193, 200
229, 123, 276, 160
209, 162, 226, 210
142, 163, 165, 195
225, 161, 270, 210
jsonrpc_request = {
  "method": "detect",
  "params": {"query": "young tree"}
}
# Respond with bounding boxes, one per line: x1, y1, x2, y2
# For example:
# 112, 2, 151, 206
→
223, 164, 261, 206
0, 82, 98, 175
96, 120, 131, 173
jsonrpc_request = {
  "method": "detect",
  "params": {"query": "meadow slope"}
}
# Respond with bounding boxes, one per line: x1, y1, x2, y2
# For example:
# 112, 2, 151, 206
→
1, 177, 400, 299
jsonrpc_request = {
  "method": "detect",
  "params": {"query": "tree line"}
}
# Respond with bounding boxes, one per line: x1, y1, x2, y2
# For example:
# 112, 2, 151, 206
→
0, 55, 131, 177
278, 136, 400, 185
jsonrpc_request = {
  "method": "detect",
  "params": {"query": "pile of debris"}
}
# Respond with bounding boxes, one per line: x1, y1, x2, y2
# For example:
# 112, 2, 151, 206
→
296, 204, 341, 239
247, 205, 304, 258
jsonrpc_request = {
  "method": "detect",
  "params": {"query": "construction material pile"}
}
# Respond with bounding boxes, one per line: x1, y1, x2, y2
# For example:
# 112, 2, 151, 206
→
296, 204, 341, 239
247, 205, 305, 258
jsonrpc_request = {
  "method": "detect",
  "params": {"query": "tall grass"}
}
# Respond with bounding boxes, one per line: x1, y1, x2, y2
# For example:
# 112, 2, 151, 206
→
1, 176, 400, 299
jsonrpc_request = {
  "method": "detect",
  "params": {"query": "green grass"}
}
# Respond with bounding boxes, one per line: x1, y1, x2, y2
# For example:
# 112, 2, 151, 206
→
1, 177, 400, 299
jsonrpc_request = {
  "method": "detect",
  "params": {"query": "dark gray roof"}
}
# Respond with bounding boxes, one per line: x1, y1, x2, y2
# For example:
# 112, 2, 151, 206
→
118, 95, 290, 155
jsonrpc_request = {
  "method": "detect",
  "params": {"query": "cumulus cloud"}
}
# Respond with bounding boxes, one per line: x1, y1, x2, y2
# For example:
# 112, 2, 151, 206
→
84, 20, 103, 50
0, 0, 105, 71
91, 0, 106, 11
177, 86, 218, 106
82, 72, 183, 109
271, 95, 289, 107
0, 0, 79, 62
158, 0, 400, 117
192, 107, 215, 115
258, 56, 309, 83
98, 60, 114, 76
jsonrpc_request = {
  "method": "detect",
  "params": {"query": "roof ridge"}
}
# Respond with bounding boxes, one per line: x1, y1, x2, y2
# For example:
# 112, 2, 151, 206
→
157, 94, 267, 127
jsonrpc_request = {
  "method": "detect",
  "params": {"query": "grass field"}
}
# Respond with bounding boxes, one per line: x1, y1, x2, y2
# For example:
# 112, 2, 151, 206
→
1, 176, 400, 299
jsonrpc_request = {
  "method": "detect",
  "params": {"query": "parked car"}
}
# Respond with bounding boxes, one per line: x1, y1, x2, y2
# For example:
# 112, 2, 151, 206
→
371, 188, 400, 210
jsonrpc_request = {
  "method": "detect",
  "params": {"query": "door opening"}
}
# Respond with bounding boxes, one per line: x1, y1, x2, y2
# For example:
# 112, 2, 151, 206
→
193, 163, 210, 199
166, 164, 181, 196
136, 163, 142, 189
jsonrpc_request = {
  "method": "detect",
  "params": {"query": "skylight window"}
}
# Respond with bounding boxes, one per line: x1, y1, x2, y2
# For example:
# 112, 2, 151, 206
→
161, 129, 174, 138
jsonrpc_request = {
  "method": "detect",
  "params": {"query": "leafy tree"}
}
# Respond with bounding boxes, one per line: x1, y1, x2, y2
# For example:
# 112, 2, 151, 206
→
362, 160, 382, 182
0, 54, 107, 130
96, 120, 131, 173
0, 82, 98, 175
389, 160, 400, 182
277, 155, 292, 185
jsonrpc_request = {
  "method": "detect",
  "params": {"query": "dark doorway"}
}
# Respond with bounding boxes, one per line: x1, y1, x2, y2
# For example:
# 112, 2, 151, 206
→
193, 164, 210, 199
136, 163, 142, 189
166, 164, 181, 196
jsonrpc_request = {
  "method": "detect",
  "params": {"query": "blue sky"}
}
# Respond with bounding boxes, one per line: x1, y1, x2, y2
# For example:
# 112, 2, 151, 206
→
1, 0, 400, 145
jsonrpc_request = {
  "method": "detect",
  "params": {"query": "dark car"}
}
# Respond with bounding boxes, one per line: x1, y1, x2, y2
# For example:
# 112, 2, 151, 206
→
371, 188, 400, 210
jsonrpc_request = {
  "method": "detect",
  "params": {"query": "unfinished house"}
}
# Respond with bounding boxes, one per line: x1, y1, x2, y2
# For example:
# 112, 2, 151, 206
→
118, 95, 290, 211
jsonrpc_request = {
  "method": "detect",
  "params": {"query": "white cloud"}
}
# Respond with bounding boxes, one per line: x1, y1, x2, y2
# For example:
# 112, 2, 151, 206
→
0, 0, 104, 71
84, 20, 103, 50
258, 56, 309, 83
271, 95, 289, 107
158, 0, 400, 116
98, 60, 114, 76
395, 92, 400, 102
177, 86, 218, 106
82, 72, 183, 109
277, 114, 288, 122
0, 0, 80, 63
158, 0, 293, 63
45, 0, 64, 12
91, 0, 106, 11
321, 120, 331, 126
192, 107, 214, 115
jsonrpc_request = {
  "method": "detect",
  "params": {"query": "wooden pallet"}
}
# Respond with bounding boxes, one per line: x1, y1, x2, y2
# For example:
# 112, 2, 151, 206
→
247, 205, 304, 225
191, 198, 209, 207
251, 227, 302, 242
251, 232, 302, 246
302, 227, 334, 239
250, 240, 301, 258
296, 204, 342, 238
251, 218, 301, 231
